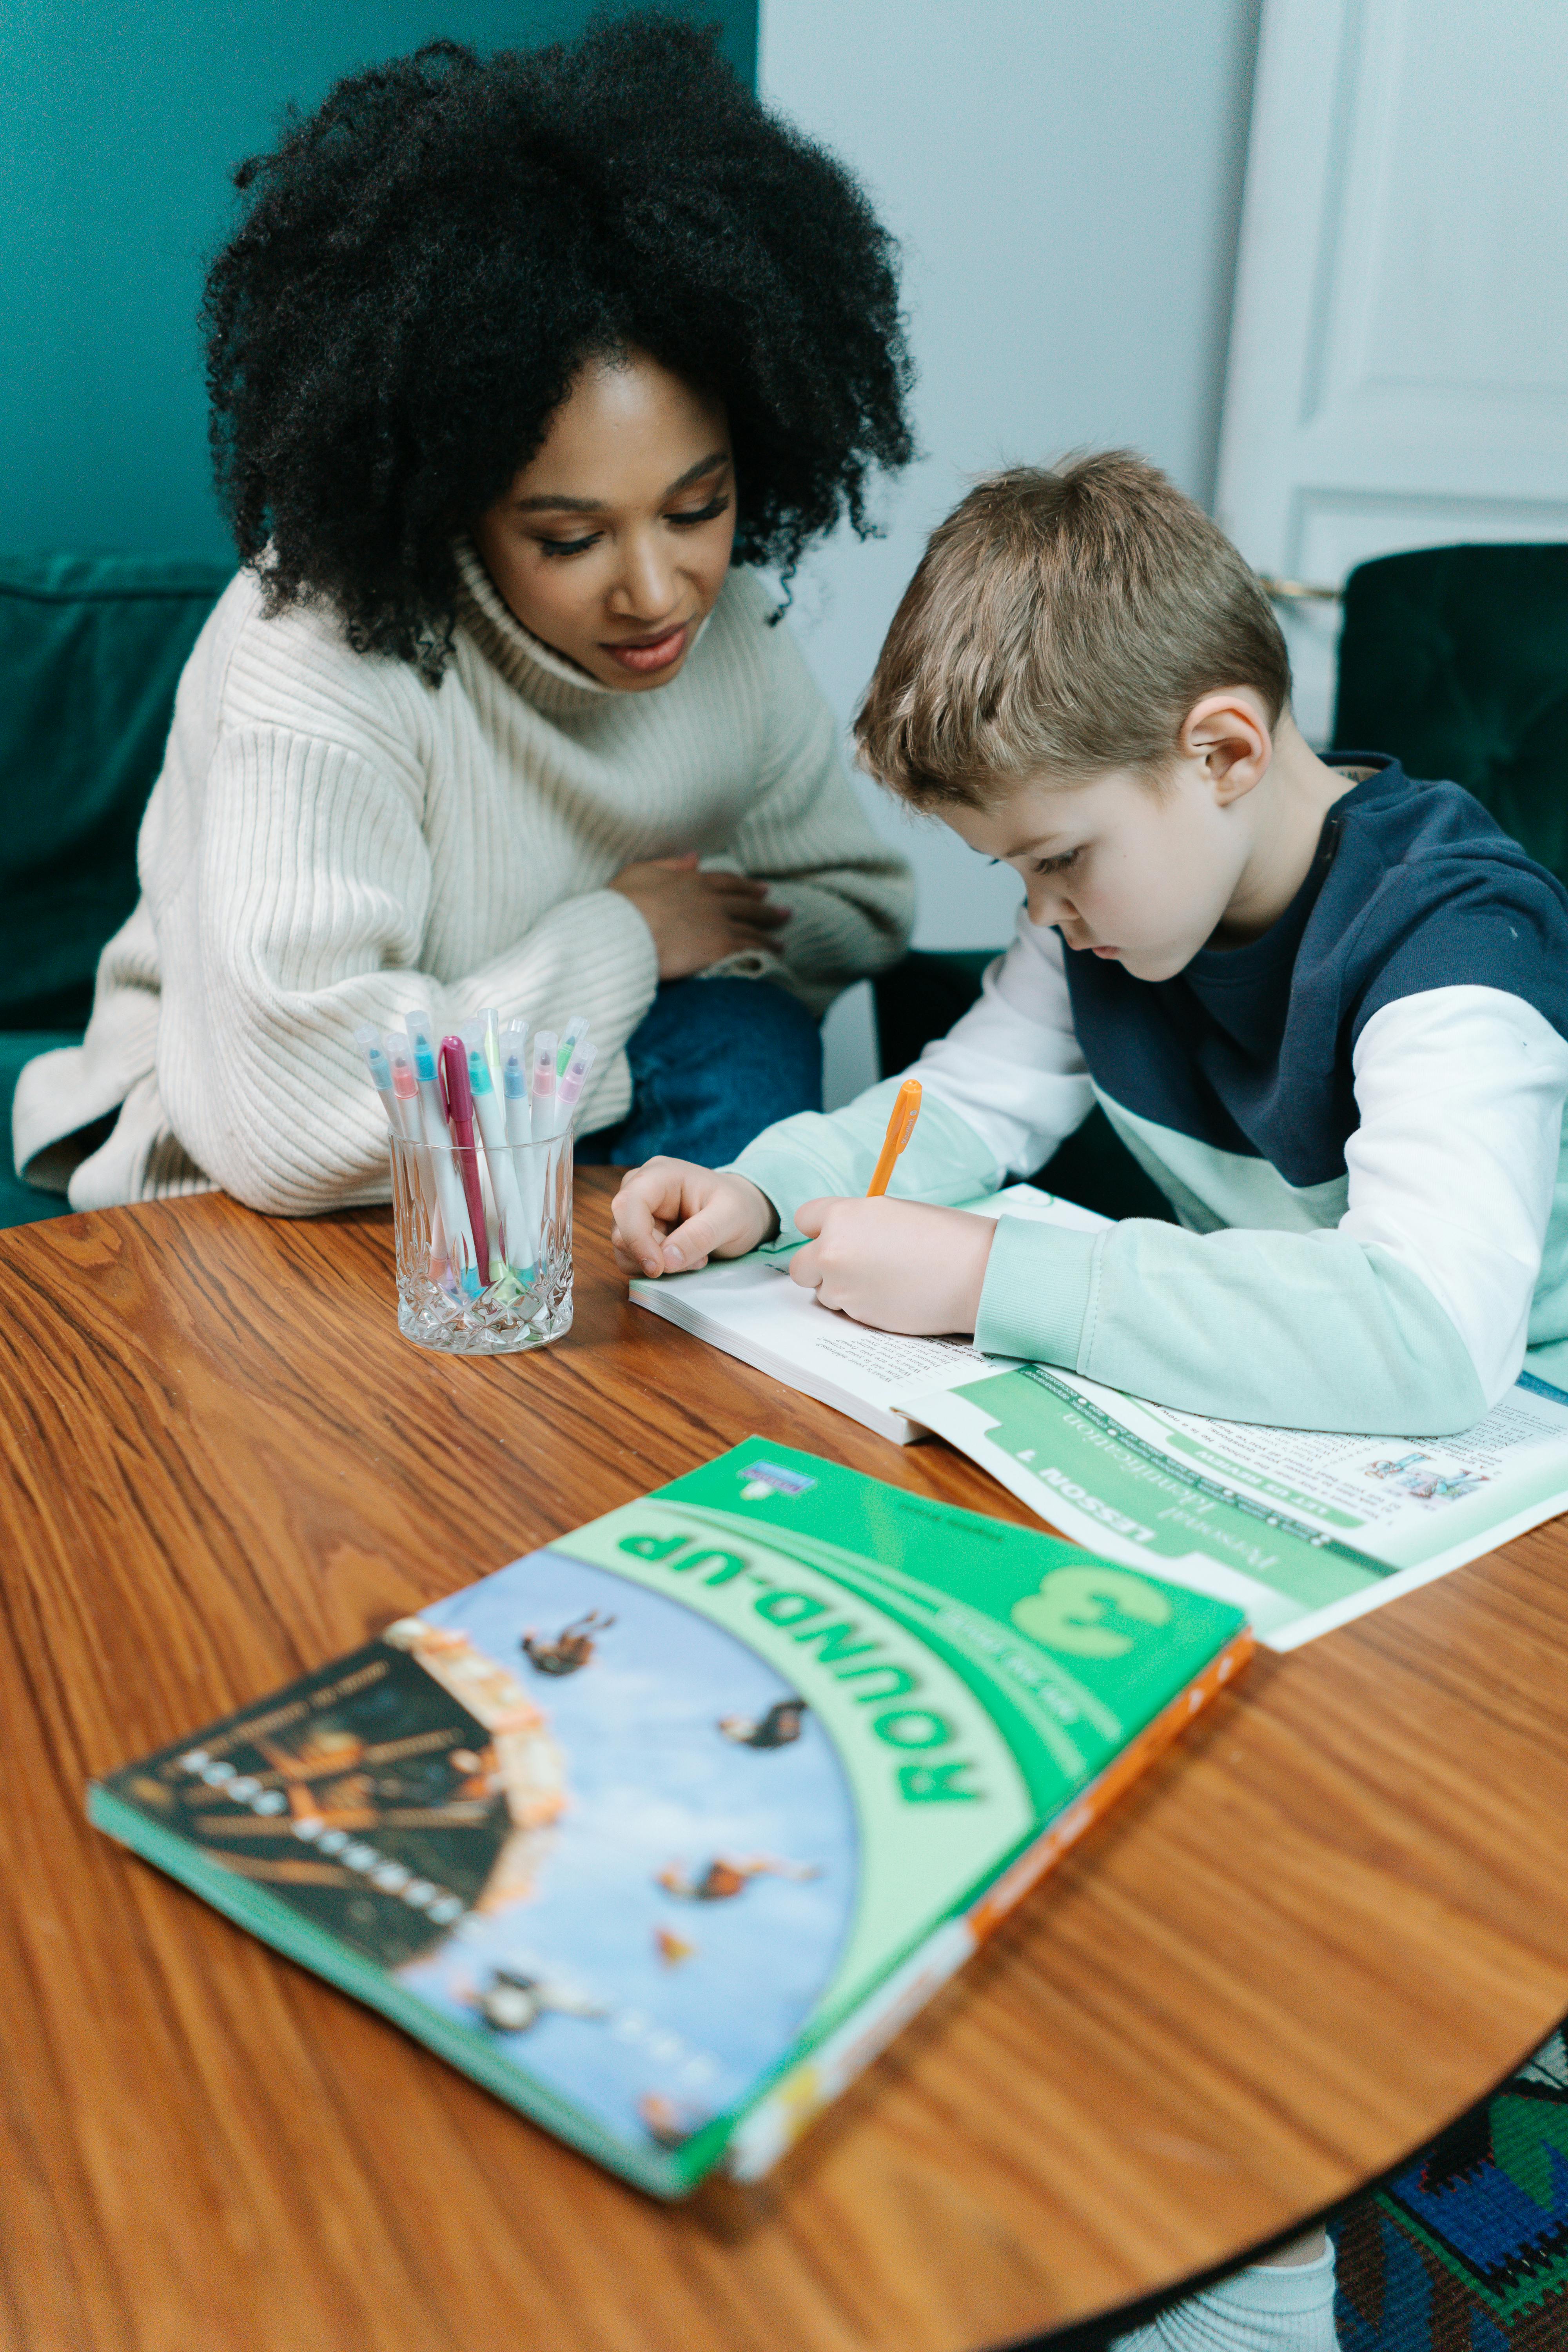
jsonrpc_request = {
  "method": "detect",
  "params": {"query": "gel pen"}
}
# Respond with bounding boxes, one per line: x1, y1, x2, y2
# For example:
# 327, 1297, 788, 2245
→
405, 1009, 482, 1293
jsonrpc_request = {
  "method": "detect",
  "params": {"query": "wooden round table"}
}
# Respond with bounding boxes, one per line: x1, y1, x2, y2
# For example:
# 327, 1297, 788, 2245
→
5, 1171, 1568, 2352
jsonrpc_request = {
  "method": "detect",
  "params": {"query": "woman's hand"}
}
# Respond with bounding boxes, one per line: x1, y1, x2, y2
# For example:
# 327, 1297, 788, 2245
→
612, 1157, 780, 1276
609, 853, 791, 980
789, 1197, 996, 1335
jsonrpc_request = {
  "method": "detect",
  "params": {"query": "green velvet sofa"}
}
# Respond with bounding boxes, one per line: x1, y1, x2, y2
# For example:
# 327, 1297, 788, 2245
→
0, 554, 229, 1225
5, 541, 1566, 1230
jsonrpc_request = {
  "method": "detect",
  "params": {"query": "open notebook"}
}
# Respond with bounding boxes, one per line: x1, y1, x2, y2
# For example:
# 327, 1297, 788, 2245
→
633, 1186, 1568, 1653
629, 1186, 1106, 1443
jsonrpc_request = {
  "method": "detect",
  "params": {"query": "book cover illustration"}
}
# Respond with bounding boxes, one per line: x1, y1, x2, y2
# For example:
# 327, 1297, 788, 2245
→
91, 1441, 1249, 2195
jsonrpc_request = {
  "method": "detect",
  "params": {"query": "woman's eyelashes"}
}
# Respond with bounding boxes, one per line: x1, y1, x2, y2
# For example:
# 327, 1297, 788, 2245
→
667, 493, 730, 529
532, 494, 731, 560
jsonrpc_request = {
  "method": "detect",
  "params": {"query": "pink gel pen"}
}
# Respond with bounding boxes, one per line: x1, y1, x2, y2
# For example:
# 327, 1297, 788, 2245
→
440, 1036, 496, 1289
530, 1031, 559, 1135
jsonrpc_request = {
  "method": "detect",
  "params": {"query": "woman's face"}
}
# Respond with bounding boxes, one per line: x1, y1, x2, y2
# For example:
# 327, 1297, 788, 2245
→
473, 350, 737, 691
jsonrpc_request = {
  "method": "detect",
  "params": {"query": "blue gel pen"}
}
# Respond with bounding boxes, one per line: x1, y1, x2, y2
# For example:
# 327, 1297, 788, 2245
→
354, 1022, 397, 1128
500, 1024, 532, 1147
463, 1027, 532, 1277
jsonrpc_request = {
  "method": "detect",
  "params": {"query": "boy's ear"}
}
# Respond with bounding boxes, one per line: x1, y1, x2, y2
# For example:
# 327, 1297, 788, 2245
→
1180, 689, 1272, 805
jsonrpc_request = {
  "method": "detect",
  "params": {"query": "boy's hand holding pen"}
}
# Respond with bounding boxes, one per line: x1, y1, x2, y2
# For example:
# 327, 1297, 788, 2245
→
612, 1074, 997, 1337
611, 1077, 920, 1279
787, 1196, 996, 1336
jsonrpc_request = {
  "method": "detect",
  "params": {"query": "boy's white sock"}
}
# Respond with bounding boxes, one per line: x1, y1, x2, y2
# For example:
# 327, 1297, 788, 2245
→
1108, 2245, 1338, 2351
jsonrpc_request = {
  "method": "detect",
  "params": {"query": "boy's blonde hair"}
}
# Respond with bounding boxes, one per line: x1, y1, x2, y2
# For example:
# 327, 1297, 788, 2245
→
855, 451, 1291, 808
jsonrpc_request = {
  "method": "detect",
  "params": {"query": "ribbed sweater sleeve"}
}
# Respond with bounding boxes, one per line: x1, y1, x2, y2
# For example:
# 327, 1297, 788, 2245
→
158, 728, 657, 1215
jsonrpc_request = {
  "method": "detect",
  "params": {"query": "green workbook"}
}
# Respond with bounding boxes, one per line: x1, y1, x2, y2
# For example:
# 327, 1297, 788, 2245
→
89, 1439, 1249, 2196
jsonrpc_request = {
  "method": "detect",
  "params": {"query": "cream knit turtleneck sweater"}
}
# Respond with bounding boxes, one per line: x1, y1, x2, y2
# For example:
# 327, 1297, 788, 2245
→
14, 546, 913, 1214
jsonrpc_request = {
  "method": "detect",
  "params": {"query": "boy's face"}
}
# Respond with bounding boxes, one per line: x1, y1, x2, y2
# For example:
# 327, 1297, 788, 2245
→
944, 762, 1253, 982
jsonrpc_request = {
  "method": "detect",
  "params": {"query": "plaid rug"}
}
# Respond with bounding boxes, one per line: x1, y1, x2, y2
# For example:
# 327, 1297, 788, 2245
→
1332, 2030, 1568, 2349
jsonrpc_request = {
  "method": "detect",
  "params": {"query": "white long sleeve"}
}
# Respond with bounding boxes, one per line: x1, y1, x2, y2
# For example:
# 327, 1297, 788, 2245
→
1341, 987, 1568, 1404
907, 911, 1093, 1174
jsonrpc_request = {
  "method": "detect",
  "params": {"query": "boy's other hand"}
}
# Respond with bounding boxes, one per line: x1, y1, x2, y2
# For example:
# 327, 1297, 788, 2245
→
789, 1198, 996, 1336
612, 1158, 779, 1277
609, 853, 791, 980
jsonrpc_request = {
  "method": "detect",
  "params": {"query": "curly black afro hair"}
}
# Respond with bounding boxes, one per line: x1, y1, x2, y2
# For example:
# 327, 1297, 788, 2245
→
202, 13, 915, 673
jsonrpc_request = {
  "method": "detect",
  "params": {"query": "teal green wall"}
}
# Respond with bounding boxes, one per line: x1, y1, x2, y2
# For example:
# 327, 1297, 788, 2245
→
1, 1, 757, 561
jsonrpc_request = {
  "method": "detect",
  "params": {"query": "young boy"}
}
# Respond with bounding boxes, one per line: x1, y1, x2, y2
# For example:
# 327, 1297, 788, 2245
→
612, 451, 1568, 1443
617, 449, 1548, 2345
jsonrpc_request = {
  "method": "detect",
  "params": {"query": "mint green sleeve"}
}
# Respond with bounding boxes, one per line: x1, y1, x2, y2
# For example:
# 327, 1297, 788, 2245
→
976, 1216, 1487, 1436
727, 1077, 1004, 1263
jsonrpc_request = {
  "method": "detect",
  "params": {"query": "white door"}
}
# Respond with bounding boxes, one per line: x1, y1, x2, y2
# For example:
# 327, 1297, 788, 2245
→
1215, 0, 1568, 744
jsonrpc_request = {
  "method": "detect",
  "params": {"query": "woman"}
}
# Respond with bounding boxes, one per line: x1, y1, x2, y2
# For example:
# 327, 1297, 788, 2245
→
15, 17, 914, 1214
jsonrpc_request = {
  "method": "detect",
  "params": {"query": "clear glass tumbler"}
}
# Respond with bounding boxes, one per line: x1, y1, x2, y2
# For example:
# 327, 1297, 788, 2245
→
389, 1130, 573, 1354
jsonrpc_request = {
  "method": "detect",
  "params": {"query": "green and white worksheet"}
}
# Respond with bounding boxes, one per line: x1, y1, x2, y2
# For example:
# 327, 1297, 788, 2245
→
909, 1359, 1568, 1648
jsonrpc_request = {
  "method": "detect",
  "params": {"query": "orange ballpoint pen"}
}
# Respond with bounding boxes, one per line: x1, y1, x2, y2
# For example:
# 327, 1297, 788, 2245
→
866, 1078, 922, 1196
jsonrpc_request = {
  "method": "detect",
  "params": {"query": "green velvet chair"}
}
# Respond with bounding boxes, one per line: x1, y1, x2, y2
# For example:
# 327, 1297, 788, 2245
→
875, 539, 1568, 1219
0, 554, 228, 1226
1331, 540, 1568, 885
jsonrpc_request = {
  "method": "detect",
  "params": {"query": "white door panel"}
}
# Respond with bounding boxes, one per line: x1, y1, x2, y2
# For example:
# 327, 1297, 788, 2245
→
1217, 0, 1568, 743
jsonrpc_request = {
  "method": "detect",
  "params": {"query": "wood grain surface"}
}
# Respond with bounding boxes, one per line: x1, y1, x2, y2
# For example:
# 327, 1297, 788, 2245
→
2, 1171, 1567, 2352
